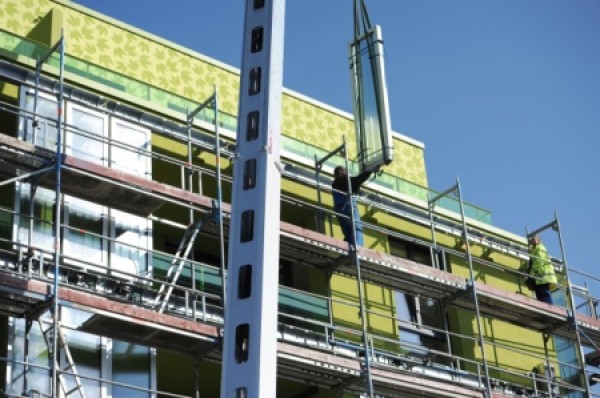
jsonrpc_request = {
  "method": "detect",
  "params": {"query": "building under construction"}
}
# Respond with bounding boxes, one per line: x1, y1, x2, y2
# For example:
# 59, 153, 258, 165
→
0, 1, 599, 397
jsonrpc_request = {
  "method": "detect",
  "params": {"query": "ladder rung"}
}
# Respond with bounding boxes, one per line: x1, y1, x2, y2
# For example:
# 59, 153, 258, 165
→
65, 385, 83, 396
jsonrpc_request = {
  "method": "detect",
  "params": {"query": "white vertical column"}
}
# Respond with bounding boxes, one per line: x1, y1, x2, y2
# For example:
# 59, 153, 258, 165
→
220, 0, 285, 398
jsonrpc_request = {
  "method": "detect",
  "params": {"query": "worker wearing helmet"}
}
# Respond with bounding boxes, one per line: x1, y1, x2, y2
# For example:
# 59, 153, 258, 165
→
528, 235, 558, 304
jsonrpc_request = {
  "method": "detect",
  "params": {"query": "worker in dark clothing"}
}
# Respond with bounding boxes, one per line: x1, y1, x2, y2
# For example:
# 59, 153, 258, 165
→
331, 165, 376, 247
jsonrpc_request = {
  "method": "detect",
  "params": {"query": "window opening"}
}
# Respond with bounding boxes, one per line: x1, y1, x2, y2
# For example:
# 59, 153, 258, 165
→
240, 210, 255, 243
243, 159, 257, 190
66, 102, 108, 166
390, 237, 448, 360
110, 117, 151, 179
20, 91, 58, 149
246, 111, 259, 141
235, 324, 250, 363
238, 264, 252, 299
251, 27, 264, 53
249, 67, 261, 96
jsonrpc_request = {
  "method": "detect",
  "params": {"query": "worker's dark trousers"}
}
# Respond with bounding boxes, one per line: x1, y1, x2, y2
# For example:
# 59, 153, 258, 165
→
535, 283, 553, 304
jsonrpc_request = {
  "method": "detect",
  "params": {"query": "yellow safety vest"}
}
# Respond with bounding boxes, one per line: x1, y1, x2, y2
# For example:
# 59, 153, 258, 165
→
530, 243, 558, 285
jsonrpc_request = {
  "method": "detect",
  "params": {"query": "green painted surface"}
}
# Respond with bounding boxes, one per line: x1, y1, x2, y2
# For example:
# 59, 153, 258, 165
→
447, 254, 560, 387
26, 7, 63, 46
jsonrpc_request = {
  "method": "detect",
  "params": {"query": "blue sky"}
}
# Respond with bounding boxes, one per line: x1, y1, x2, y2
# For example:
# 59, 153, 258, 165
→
73, 1, 600, 288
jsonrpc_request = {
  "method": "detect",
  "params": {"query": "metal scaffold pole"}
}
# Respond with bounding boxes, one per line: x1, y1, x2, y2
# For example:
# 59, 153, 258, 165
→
185, 98, 197, 312
342, 142, 375, 398
213, 86, 227, 308
185, 88, 227, 308
429, 178, 492, 397
315, 139, 375, 397
39, 30, 65, 398
553, 214, 590, 396
454, 177, 492, 397
527, 214, 591, 395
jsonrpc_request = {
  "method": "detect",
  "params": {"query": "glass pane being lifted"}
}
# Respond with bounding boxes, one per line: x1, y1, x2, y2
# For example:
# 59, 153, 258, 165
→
350, 25, 393, 173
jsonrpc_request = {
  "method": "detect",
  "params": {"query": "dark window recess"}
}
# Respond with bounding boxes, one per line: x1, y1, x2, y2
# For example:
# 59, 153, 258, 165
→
251, 27, 264, 53
247, 111, 259, 141
249, 67, 261, 96
236, 388, 247, 398
241, 210, 255, 242
238, 264, 252, 299
389, 237, 432, 266
235, 324, 250, 363
254, 0, 265, 9
243, 159, 257, 190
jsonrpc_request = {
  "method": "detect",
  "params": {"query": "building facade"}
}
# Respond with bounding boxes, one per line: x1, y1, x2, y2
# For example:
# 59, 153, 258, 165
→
0, 1, 598, 397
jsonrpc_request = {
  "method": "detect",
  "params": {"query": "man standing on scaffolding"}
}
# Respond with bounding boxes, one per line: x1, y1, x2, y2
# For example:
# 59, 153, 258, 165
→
528, 235, 558, 304
332, 165, 377, 248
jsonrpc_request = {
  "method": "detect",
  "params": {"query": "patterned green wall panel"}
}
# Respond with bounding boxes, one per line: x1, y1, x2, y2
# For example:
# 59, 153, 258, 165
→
2, 0, 428, 186
282, 95, 358, 156
60, 4, 241, 116
1, 0, 53, 38
393, 138, 427, 186
282, 94, 427, 186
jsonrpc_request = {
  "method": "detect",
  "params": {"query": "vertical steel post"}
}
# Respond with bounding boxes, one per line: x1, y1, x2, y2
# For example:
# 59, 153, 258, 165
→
555, 213, 590, 396
428, 203, 439, 269
542, 334, 554, 397
33, 57, 40, 135
454, 177, 492, 396
194, 357, 201, 398
314, 157, 325, 234
51, 31, 65, 398
186, 108, 197, 316
213, 86, 227, 308
220, 1, 285, 397
342, 141, 374, 397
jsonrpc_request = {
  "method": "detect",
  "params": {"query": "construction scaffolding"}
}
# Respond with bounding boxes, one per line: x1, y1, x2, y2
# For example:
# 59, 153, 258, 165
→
0, 30, 599, 398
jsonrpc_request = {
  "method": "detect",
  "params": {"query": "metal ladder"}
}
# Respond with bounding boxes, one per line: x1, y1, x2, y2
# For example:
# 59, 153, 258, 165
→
39, 317, 87, 398
152, 211, 214, 313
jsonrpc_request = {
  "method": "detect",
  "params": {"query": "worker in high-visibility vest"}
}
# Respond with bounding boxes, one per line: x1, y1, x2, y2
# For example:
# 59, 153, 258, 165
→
528, 235, 558, 304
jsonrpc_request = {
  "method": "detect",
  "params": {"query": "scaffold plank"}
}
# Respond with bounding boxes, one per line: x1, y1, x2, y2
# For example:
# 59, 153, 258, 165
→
0, 272, 220, 355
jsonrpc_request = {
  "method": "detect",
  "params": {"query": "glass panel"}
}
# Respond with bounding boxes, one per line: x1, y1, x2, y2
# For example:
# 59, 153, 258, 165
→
355, 38, 382, 164
113, 341, 150, 398
395, 292, 417, 323
350, 26, 393, 171
110, 118, 151, 178
59, 309, 100, 397
8, 318, 51, 396
67, 105, 106, 164
278, 287, 329, 322
553, 292, 585, 396
555, 336, 584, 397
395, 293, 423, 350
153, 253, 222, 295
22, 92, 58, 149
111, 210, 150, 280
63, 196, 106, 270
395, 293, 448, 359
17, 185, 55, 253
62, 336, 100, 395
